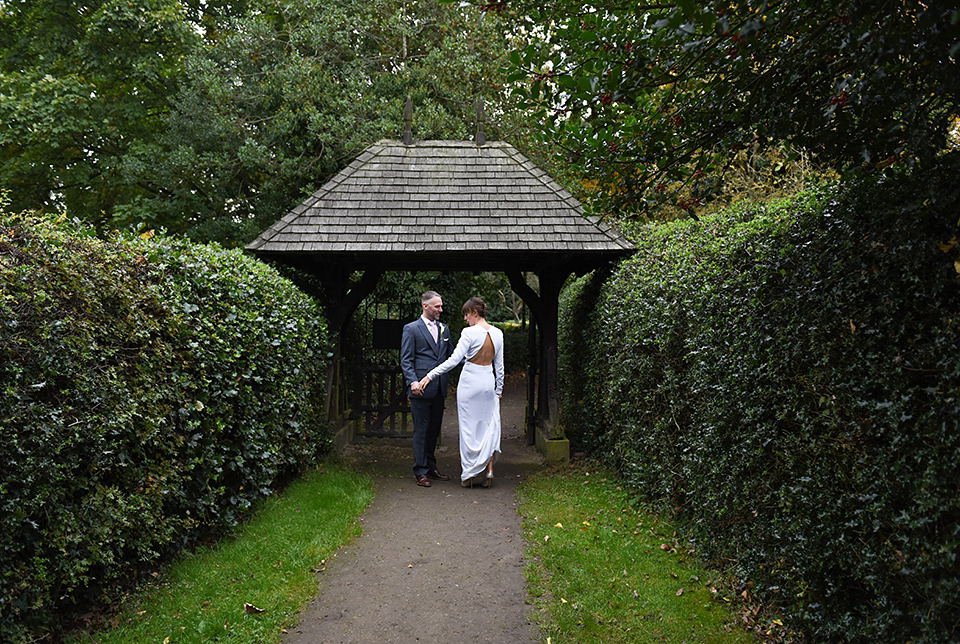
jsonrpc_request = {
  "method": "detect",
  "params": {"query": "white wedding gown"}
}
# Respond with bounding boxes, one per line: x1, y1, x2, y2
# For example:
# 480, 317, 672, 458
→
427, 324, 504, 482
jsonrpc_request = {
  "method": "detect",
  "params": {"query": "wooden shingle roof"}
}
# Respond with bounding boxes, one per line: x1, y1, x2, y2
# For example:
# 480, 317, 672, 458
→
247, 139, 633, 272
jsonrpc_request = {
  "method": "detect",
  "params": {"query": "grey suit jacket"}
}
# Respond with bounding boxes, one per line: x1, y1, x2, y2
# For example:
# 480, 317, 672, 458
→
400, 318, 453, 399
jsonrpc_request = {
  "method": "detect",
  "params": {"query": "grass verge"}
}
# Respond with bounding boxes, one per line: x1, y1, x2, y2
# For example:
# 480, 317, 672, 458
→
519, 462, 760, 644
70, 463, 373, 644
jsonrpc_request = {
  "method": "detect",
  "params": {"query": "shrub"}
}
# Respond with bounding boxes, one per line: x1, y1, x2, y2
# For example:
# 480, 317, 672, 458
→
0, 213, 329, 641
558, 155, 960, 643
557, 270, 607, 453
493, 321, 535, 375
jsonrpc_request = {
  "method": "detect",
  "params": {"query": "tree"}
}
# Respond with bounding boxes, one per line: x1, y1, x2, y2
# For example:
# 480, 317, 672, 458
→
0, 0, 201, 225
489, 0, 960, 218
1, 0, 517, 245
109, 0, 517, 244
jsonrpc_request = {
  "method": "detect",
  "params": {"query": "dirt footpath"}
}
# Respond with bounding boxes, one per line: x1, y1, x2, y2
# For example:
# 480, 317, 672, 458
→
282, 378, 543, 643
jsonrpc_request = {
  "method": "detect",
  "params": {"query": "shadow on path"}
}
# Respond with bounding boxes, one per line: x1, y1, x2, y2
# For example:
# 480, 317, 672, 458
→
283, 377, 543, 643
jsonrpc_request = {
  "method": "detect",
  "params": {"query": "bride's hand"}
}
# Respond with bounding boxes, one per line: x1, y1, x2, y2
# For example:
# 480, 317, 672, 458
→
418, 376, 431, 390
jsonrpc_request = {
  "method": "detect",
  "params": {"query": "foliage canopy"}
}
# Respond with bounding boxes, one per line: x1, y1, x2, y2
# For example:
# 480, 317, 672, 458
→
490, 0, 960, 218
0, 0, 515, 244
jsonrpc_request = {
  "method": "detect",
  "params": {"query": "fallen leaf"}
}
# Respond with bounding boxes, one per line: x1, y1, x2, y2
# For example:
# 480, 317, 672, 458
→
408, 564, 414, 568
244, 603, 265, 614
554, 522, 563, 528
936, 237, 957, 252
676, 588, 684, 596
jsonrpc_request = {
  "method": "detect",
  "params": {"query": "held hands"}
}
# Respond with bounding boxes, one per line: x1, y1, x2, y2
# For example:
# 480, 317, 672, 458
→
411, 376, 431, 396
417, 376, 431, 393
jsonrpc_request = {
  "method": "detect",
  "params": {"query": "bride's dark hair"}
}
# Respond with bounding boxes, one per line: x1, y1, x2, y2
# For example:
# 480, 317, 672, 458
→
462, 296, 487, 319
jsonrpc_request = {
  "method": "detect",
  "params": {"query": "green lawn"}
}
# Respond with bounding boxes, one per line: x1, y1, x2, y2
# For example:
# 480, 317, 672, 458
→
69, 459, 770, 644
71, 464, 373, 644
519, 463, 761, 644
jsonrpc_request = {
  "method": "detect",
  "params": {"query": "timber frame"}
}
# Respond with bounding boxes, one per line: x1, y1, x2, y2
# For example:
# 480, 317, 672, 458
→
247, 130, 633, 456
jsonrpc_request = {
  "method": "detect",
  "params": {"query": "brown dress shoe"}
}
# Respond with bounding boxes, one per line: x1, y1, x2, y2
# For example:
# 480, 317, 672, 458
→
415, 474, 432, 487
426, 470, 451, 481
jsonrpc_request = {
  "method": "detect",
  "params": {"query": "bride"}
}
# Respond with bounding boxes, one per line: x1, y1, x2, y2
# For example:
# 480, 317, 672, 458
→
418, 297, 504, 487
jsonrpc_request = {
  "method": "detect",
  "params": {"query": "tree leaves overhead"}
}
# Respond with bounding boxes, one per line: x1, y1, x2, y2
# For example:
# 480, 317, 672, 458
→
0, 0, 199, 225
1, 0, 514, 245
148, 0, 514, 245
495, 0, 960, 219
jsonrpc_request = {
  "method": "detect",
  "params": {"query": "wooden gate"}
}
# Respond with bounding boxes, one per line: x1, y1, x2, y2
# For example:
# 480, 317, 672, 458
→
351, 300, 415, 437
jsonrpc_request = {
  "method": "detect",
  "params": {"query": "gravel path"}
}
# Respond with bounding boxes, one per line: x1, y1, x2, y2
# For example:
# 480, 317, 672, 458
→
282, 378, 543, 643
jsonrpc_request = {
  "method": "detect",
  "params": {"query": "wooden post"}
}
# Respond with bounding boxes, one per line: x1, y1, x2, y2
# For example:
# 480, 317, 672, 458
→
507, 267, 572, 433
317, 265, 384, 421
476, 99, 486, 146
526, 304, 537, 445
403, 97, 413, 145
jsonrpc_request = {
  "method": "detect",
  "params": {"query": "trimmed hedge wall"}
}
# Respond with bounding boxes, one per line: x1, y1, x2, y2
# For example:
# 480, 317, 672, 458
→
558, 157, 960, 643
494, 321, 535, 375
0, 214, 330, 641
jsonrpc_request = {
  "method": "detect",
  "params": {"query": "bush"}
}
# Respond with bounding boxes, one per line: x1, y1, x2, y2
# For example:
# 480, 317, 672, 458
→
557, 270, 607, 453
0, 213, 330, 641
558, 155, 960, 643
493, 321, 535, 375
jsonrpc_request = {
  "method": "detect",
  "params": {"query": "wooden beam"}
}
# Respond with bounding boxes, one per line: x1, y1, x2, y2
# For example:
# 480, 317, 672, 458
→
507, 267, 572, 432
317, 266, 384, 420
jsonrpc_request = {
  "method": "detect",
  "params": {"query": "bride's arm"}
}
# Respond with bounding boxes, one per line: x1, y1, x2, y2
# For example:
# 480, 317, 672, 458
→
423, 329, 473, 383
494, 329, 505, 396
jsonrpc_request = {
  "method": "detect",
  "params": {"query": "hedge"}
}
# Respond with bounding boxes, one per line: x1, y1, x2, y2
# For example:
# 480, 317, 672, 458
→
558, 156, 960, 643
0, 213, 330, 641
494, 321, 535, 375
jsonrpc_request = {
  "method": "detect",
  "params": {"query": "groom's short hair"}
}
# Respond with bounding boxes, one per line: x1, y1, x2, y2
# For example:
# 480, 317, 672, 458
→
421, 290, 440, 303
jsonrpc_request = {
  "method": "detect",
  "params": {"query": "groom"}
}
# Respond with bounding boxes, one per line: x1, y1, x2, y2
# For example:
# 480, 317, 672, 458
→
400, 291, 454, 487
